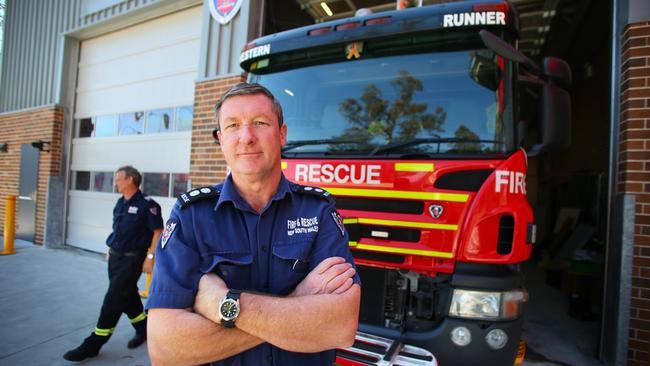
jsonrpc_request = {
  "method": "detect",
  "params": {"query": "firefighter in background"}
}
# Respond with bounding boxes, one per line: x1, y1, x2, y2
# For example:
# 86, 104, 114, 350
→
63, 165, 163, 362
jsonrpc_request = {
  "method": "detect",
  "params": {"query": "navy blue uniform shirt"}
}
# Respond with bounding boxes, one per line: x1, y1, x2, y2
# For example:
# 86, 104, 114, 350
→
146, 174, 360, 366
106, 190, 163, 252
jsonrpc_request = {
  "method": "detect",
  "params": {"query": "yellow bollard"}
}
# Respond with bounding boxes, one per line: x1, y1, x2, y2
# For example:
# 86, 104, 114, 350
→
2, 195, 16, 255
139, 272, 152, 298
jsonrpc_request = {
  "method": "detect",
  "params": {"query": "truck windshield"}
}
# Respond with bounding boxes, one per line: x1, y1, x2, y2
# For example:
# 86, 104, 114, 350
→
251, 49, 514, 157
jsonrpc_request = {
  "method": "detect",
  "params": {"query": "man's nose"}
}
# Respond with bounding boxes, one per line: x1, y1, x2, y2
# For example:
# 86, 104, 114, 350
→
238, 124, 257, 144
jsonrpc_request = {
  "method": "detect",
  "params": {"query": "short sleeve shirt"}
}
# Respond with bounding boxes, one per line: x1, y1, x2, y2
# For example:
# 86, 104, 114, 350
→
146, 174, 360, 366
106, 190, 163, 252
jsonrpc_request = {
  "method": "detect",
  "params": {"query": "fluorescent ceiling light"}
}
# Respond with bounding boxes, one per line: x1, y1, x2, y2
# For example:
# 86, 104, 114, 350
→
320, 2, 333, 16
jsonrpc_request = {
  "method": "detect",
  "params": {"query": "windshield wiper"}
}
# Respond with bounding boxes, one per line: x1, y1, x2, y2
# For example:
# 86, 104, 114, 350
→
370, 138, 500, 155
282, 139, 360, 152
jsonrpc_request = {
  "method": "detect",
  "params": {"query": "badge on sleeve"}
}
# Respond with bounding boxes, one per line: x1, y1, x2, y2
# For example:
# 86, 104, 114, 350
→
149, 207, 158, 215
161, 221, 177, 249
331, 211, 345, 237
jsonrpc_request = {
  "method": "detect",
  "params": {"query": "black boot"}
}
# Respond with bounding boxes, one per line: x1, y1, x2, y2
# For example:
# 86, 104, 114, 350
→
63, 333, 107, 362
128, 317, 147, 349
127, 332, 146, 349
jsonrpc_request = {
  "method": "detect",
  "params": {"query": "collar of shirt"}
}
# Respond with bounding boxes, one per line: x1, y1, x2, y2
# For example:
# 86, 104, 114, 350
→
120, 190, 143, 205
214, 174, 293, 213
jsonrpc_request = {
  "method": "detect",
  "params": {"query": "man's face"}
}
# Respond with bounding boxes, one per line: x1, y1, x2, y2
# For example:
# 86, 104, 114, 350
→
217, 94, 287, 181
114, 171, 133, 194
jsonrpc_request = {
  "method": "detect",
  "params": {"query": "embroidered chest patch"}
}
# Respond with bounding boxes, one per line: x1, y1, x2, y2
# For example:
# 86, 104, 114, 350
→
287, 216, 319, 237
128, 206, 138, 214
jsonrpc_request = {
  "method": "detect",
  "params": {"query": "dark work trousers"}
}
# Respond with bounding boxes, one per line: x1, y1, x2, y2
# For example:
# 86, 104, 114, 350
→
96, 250, 147, 335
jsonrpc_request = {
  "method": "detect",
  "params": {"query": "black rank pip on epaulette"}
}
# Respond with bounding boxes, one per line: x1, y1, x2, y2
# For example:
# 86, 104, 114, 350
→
292, 184, 332, 201
177, 186, 220, 209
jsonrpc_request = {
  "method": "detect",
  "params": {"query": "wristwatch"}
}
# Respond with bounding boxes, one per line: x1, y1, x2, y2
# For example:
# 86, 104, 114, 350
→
146, 253, 154, 260
219, 289, 241, 328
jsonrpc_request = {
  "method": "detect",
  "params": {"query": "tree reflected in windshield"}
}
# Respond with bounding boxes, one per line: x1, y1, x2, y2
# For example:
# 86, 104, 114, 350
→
334, 71, 446, 150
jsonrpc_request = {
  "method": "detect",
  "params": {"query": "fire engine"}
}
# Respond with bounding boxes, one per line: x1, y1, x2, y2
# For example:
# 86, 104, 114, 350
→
239, 0, 571, 364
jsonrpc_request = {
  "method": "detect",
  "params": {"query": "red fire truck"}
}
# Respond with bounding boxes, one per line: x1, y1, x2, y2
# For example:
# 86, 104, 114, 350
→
239, 1, 571, 364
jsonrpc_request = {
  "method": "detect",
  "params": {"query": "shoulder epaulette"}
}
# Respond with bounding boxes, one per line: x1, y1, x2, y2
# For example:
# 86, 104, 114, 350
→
291, 184, 332, 201
177, 186, 220, 209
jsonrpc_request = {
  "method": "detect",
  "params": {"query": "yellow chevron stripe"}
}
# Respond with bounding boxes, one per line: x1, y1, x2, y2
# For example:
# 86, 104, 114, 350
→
348, 241, 454, 259
326, 187, 468, 202
343, 217, 457, 231
94, 327, 114, 336
394, 163, 434, 172
130, 312, 147, 324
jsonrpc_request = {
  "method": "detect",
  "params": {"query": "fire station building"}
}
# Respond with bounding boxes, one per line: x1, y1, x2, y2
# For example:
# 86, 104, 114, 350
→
0, 0, 648, 365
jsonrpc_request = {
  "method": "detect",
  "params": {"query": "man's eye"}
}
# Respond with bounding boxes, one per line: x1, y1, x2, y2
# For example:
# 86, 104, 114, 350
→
224, 123, 237, 130
254, 120, 268, 126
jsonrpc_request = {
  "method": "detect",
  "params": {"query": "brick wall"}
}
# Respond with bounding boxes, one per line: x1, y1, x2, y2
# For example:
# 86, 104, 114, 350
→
0, 105, 64, 245
189, 75, 244, 188
620, 22, 650, 366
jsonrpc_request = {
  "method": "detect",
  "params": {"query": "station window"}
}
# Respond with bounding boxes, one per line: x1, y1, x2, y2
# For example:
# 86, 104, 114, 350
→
95, 115, 119, 137
146, 108, 174, 134
75, 106, 193, 138
142, 173, 170, 197
77, 118, 94, 138
175, 106, 193, 131
172, 173, 190, 196
72, 170, 189, 197
119, 112, 145, 135
93, 171, 114, 193
73, 171, 91, 190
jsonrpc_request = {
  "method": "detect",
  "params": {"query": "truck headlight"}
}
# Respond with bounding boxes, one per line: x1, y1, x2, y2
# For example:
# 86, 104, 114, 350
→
449, 289, 528, 320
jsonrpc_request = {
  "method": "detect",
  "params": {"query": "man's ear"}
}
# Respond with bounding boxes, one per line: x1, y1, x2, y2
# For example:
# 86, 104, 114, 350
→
280, 123, 287, 147
212, 127, 221, 145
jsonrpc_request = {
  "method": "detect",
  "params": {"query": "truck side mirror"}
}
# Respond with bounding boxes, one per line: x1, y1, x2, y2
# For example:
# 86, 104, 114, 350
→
530, 57, 572, 154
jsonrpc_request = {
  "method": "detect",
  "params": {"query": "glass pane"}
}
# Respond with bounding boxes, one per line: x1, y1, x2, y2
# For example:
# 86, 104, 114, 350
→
74, 171, 90, 190
95, 115, 118, 137
172, 173, 189, 197
146, 108, 174, 134
143, 173, 170, 197
253, 49, 511, 155
119, 112, 145, 135
93, 171, 114, 193
175, 106, 193, 131
77, 118, 94, 138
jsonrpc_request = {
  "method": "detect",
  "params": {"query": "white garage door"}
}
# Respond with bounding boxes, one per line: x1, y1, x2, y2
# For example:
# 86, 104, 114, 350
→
67, 6, 202, 253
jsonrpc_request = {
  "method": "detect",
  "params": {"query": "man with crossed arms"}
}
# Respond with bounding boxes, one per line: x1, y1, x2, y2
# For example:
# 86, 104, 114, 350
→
146, 83, 361, 365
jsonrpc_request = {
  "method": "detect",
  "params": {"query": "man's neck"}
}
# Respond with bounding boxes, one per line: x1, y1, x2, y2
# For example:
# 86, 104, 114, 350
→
231, 170, 282, 213
122, 188, 138, 201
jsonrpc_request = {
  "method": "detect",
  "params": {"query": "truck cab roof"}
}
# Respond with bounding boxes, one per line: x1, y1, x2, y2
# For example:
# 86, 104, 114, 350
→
240, 0, 519, 70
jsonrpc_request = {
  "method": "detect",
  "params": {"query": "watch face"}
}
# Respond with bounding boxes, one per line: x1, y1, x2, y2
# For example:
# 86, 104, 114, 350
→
220, 298, 239, 321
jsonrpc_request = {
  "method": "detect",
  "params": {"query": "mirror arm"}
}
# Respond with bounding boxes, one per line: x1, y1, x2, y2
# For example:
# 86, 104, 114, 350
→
479, 29, 541, 74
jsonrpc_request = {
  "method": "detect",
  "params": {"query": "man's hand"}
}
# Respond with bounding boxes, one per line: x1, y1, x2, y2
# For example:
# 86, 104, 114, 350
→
194, 273, 229, 320
291, 257, 356, 297
142, 255, 154, 273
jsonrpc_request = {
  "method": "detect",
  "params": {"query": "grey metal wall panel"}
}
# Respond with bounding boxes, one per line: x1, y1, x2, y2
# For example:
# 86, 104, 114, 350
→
0, 0, 198, 113
198, 0, 251, 80
0, 0, 85, 113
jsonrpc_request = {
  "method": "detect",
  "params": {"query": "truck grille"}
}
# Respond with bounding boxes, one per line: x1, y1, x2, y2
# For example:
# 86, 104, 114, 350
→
346, 222, 421, 243
336, 197, 424, 214
336, 332, 437, 366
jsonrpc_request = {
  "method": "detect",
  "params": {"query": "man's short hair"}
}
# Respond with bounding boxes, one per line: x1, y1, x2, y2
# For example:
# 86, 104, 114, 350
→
117, 165, 142, 187
214, 83, 284, 131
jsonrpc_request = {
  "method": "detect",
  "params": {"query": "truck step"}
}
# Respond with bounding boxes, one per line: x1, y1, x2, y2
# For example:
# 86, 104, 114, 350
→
336, 331, 437, 366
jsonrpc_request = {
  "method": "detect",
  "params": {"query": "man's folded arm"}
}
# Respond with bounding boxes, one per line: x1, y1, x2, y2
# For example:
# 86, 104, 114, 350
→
147, 307, 263, 366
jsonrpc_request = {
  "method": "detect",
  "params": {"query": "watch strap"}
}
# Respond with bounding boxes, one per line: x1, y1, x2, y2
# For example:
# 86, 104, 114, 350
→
220, 289, 242, 328
228, 289, 241, 301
